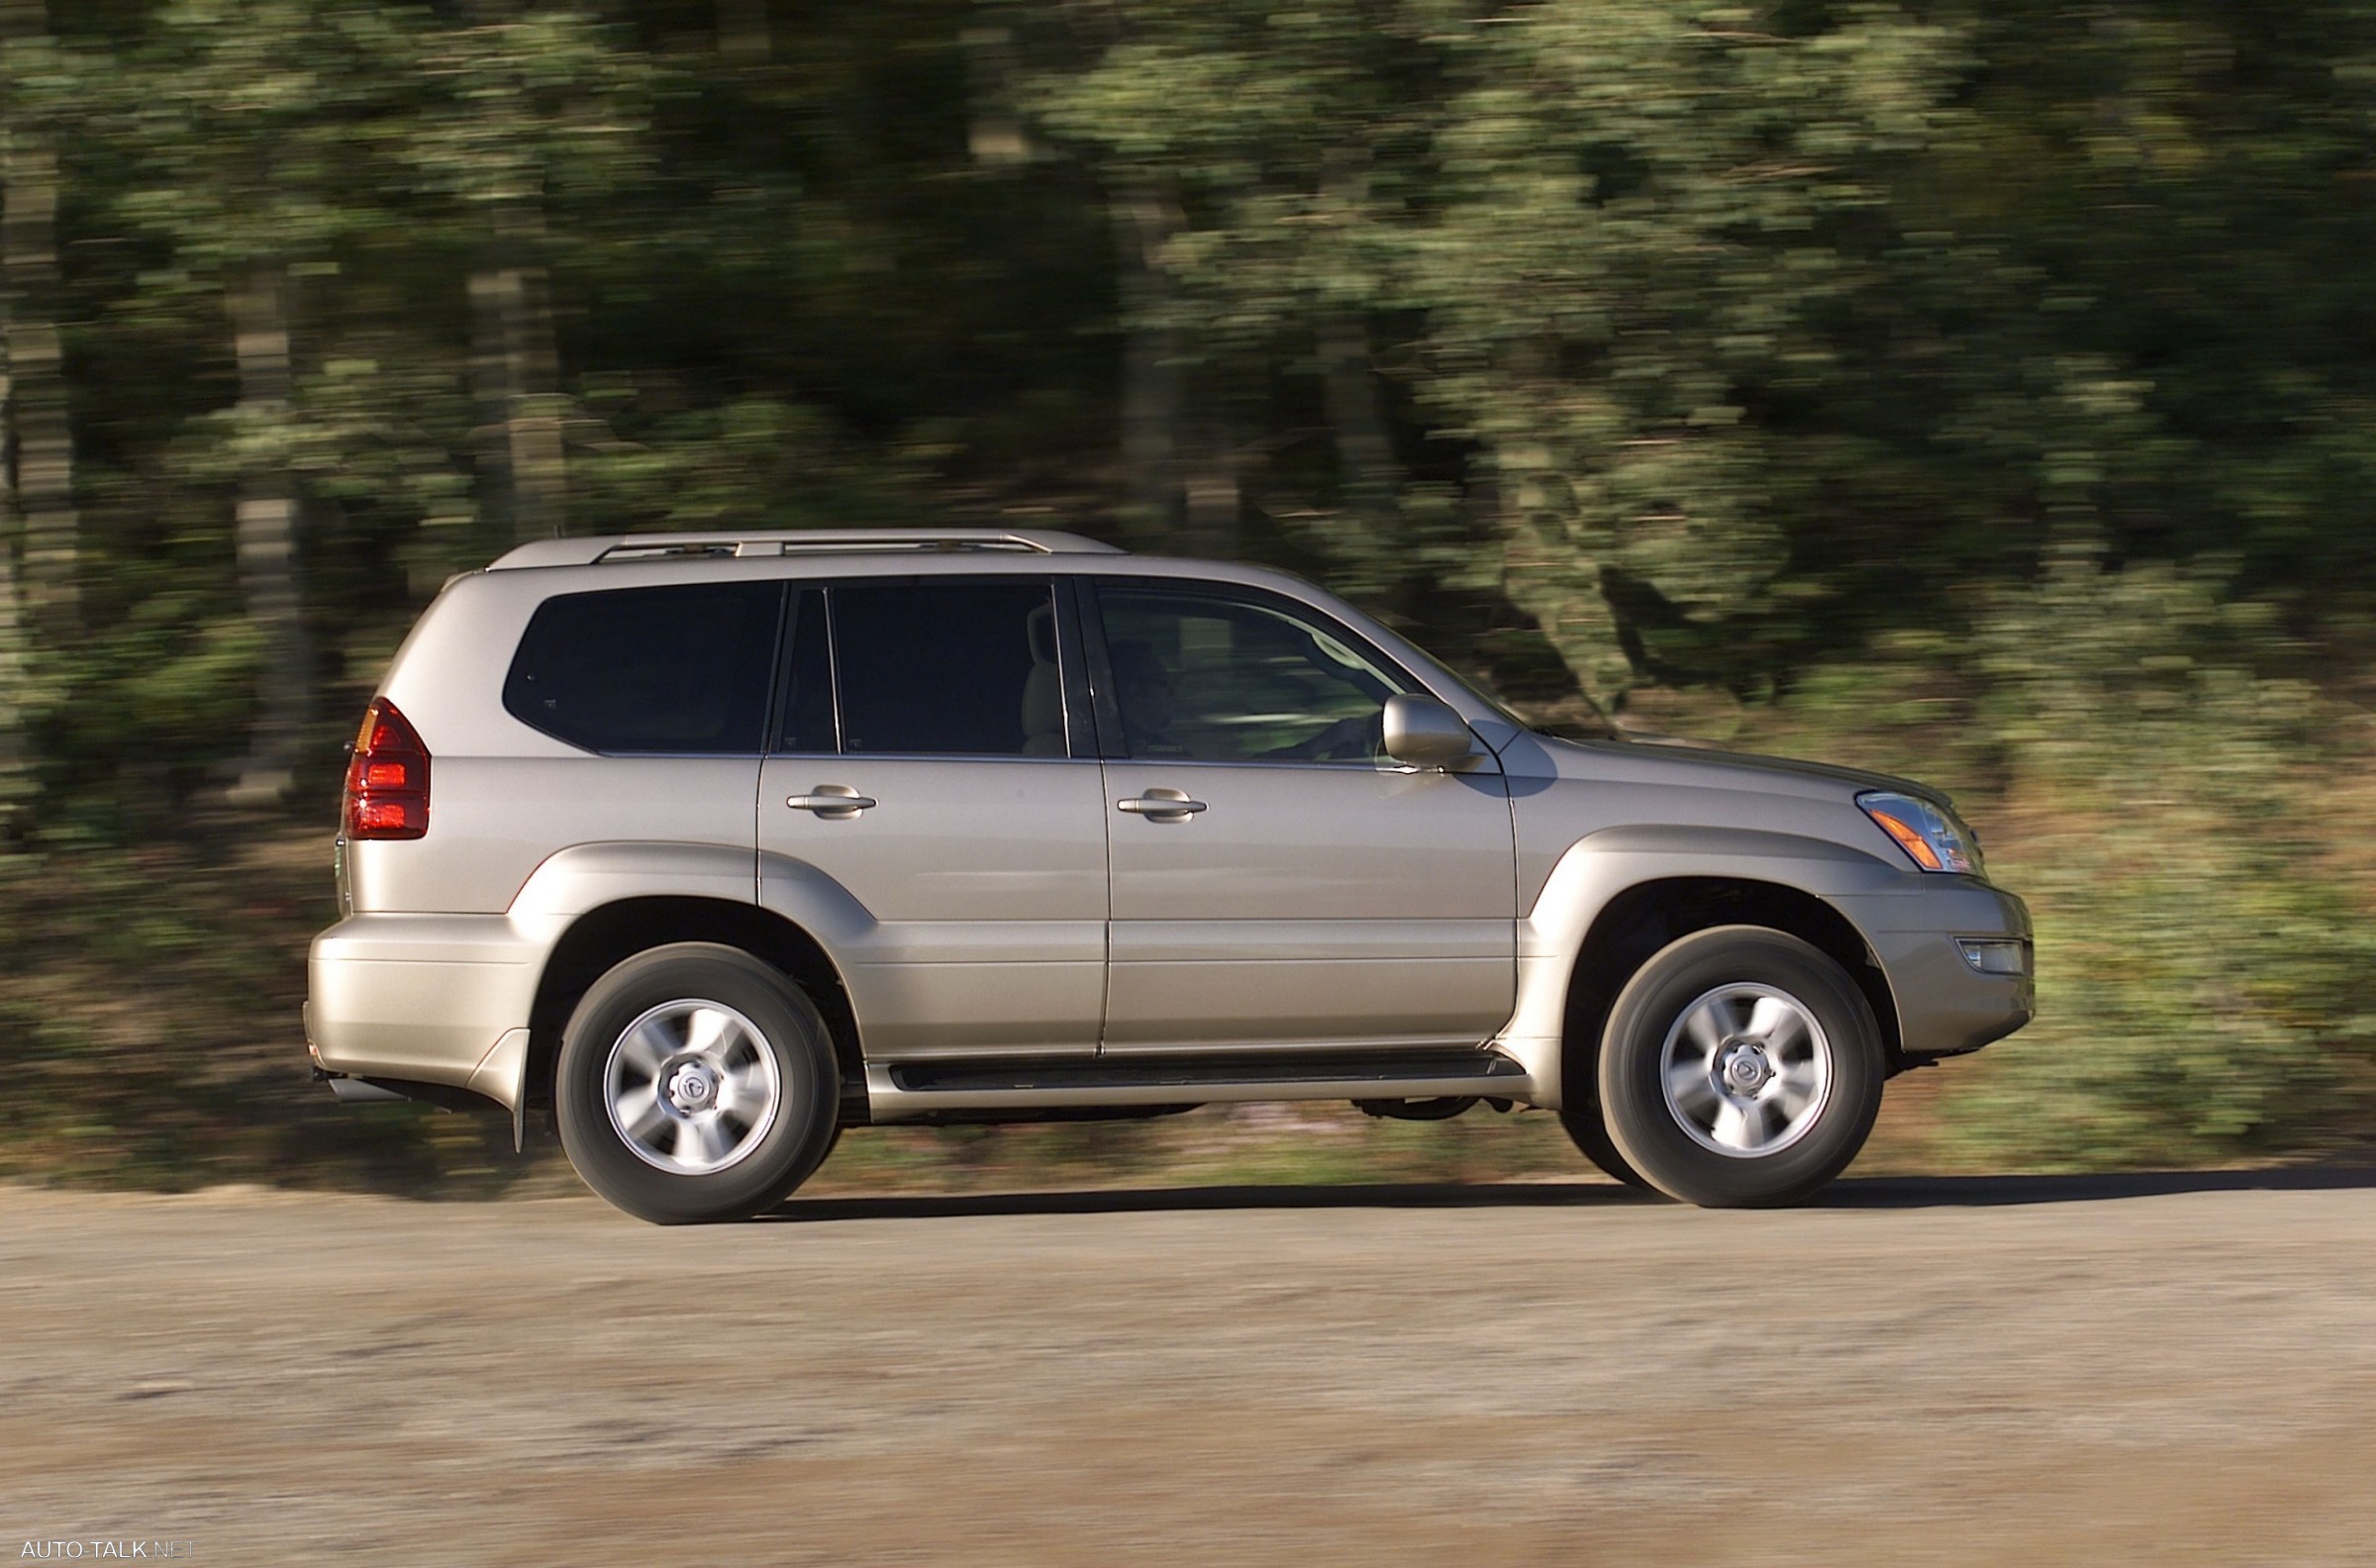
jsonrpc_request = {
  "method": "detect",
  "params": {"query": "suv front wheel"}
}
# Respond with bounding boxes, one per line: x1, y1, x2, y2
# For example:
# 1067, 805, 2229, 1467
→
1596, 926, 1884, 1208
555, 942, 841, 1224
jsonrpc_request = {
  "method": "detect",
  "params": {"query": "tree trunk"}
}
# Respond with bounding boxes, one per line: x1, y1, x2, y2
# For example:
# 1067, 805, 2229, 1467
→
1498, 493, 1629, 727
466, 266, 516, 548
0, 0, 79, 643
1320, 314, 1401, 551
1179, 419, 1240, 560
225, 264, 310, 809
461, 0, 567, 545
1113, 183, 1182, 544
1313, 146, 1409, 596
962, 16, 1028, 167
0, 270, 28, 837
0, 470, 29, 837
469, 207, 565, 544
717, 0, 769, 65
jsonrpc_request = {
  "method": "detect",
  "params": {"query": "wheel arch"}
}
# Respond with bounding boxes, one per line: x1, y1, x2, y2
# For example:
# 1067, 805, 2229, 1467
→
1560, 877, 1903, 1102
524, 897, 864, 1131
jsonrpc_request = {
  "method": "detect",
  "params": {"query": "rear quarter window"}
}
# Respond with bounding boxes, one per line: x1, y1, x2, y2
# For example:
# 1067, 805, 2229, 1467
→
503, 581, 782, 753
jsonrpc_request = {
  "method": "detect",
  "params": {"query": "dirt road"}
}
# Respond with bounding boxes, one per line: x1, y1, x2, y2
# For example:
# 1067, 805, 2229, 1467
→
3, 1172, 2372, 1566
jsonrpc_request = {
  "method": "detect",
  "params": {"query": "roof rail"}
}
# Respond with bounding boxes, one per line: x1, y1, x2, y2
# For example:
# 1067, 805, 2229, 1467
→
488, 529, 1125, 570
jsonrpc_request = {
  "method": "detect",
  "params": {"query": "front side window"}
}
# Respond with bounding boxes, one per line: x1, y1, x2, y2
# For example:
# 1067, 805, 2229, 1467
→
1097, 587, 1406, 764
503, 580, 781, 754
832, 580, 1064, 756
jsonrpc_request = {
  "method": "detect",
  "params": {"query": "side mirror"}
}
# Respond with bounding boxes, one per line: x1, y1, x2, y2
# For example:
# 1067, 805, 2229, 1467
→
1382, 693, 1481, 770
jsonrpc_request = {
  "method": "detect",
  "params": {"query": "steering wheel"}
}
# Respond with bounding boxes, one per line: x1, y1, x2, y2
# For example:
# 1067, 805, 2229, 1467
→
1306, 707, 1388, 763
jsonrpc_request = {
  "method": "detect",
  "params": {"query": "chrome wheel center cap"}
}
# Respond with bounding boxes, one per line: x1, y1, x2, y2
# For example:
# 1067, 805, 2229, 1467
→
665, 1062, 718, 1111
1723, 1045, 1772, 1094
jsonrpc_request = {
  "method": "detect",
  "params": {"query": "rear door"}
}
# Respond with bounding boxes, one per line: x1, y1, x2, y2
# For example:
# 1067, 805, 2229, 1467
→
756, 579, 1111, 1061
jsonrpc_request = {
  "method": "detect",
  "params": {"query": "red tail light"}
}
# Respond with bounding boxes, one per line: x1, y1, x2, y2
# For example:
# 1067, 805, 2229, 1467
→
344, 698, 431, 840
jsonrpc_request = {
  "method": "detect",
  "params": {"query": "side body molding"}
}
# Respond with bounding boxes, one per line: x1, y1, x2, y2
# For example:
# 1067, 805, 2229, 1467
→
1491, 826, 1906, 1110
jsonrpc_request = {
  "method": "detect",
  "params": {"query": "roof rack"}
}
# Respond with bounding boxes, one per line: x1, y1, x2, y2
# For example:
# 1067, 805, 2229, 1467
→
489, 529, 1125, 571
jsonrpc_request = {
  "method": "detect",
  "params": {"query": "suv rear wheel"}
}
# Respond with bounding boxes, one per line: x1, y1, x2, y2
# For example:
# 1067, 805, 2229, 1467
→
1596, 926, 1883, 1208
555, 942, 840, 1224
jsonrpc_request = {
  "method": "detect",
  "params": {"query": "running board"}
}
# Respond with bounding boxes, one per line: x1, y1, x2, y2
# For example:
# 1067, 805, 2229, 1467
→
862, 1050, 1534, 1122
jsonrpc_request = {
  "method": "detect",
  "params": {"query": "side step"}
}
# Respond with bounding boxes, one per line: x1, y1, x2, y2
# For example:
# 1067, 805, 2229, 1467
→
863, 1050, 1534, 1123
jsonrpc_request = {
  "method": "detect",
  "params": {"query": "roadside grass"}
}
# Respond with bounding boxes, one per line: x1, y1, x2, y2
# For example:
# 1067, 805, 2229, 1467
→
0, 825, 529, 1194
1725, 563, 2376, 1175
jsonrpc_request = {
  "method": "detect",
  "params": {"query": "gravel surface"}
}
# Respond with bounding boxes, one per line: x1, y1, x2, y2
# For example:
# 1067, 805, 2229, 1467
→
4, 1171, 2373, 1566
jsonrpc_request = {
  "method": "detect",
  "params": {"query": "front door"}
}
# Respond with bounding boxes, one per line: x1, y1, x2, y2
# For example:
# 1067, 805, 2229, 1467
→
757, 579, 1109, 1061
1090, 581, 1519, 1055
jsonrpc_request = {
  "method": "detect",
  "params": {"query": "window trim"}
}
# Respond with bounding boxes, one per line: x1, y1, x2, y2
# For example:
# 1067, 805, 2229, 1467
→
765, 585, 842, 757
1054, 576, 1099, 760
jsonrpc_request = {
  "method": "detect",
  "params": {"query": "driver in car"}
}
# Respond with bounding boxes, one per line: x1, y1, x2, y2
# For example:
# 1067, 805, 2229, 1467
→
1109, 638, 1184, 757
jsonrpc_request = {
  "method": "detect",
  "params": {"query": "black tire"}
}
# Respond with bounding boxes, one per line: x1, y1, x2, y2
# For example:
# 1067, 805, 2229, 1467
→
554, 942, 841, 1225
1556, 1105, 1655, 1192
1596, 926, 1884, 1208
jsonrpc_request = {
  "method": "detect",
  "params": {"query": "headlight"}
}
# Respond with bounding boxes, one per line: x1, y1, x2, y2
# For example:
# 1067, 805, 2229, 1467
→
1857, 790, 1984, 877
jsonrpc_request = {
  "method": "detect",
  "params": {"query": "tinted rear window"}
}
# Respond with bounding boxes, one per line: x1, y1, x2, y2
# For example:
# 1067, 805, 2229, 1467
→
833, 581, 1058, 756
504, 581, 782, 753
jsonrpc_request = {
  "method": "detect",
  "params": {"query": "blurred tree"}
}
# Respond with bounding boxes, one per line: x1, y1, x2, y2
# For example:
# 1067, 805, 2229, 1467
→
1032, 1, 1436, 561
0, 441, 25, 837
715, 0, 768, 67
1, 0, 81, 650
421, 2, 652, 544
1035, 2, 1981, 716
105, 0, 438, 804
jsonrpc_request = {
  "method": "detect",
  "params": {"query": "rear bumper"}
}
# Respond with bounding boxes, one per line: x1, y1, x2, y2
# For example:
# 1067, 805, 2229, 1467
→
306, 915, 544, 1110
1835, 879, 2034, 1060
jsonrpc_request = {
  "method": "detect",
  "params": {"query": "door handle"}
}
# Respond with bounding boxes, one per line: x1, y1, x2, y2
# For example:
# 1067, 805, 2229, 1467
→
786, 786, 877, 819
1117, 790, 1206, 820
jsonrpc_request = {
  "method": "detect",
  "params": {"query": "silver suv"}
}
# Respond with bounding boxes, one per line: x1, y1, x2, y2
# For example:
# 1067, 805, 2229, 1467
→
307, 529, 2031, 1223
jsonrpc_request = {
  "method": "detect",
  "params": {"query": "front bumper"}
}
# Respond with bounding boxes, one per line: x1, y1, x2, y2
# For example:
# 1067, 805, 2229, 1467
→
1834, 879, 2033, 1061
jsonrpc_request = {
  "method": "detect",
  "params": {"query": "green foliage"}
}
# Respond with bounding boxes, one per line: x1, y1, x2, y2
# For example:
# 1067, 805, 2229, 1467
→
1765, 552, 2376, 1169
0, 832, 531, 1190
4, 1, 2376, 1185
570, 394, 947, 535
1945, 557, 2376, 1167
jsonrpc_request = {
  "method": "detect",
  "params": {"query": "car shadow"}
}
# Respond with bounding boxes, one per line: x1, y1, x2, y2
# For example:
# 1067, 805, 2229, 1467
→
760, 1165, 2376, 1223
1815, 1165, 2376, 1209
761, 1179, 1657, 1223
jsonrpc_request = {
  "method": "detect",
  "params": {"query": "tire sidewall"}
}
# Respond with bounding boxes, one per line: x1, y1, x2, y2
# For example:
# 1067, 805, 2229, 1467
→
1597, 926, 1883, 1208
555, 942, 839, 1224
1555, 1106, 1653, 1192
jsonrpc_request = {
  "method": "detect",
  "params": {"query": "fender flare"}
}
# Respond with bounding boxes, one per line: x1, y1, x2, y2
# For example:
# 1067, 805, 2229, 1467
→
1495, 826, 1905, 1108
485, 842, 877, 1121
